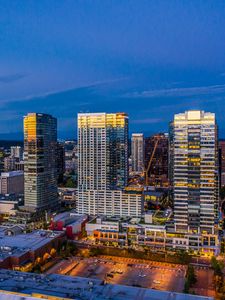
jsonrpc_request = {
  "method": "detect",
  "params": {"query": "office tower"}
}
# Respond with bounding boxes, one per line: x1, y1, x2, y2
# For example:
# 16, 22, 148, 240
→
0, 171, 24, 194
144, 133, 168, 186
169, 110, 218, 234
78, 112, 128, 191
131, 133, 144, 173
11, 146, 23, 160
56, 142, 65, 184
24, 113, 58, 211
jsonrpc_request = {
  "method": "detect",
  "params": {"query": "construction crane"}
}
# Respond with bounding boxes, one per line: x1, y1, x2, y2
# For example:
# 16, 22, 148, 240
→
144, 138, 159, 186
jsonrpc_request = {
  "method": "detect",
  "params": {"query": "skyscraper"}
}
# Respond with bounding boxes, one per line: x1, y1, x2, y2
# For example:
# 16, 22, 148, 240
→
131, 133, 144, 173
24, 113, 58, 211
144, 133, 168, 186
169, 110, 219, 234
78, 112, 128, 191
77, 112, 143, 217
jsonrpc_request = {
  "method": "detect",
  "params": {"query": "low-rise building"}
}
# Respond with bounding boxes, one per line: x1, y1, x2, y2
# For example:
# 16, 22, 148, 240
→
0, 229, 64, 270
0, 194, 24, 220
58, 188, 77, 208
50, 210, 87, 239
86, 214, 219, 255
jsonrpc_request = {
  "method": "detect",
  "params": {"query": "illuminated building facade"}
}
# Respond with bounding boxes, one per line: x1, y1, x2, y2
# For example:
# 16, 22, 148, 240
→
144, 133, 168, 186
78, 112, 128, 191
24, 113, 58, 211
77, 112, 134, 216
169, 110, 219, 234
131, 133, 144, 173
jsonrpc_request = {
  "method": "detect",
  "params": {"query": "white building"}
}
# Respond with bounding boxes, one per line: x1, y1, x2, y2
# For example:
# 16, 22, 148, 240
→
78, 189, 143, 217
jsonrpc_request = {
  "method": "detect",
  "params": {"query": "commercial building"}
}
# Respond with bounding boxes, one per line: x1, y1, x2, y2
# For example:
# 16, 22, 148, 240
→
144, 133, 169, 187
78, 189, 143, 217
0, 194, 23, 219
169, 110, 219, 235
50, 210, 87, 239
0, 228, 64, 270
0, 171, 24, 194
131, 133, 144, 173
24, 113, 58, 211
78, 112, 129, 191
58, 187, 77, 208
86, 215, 219, 255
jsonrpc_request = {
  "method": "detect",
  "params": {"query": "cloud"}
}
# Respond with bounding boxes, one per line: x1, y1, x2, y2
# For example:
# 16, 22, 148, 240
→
0, 73, 27, 84
132, 118, 162, 124
0, 76, 127, 106
123, 84, 225, 98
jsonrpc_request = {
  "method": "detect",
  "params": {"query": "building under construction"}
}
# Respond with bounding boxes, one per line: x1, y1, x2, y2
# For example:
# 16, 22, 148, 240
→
144, 133, 169, 187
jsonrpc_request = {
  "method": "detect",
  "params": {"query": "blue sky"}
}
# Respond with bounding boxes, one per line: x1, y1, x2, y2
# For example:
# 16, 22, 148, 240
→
0, 0, 225, 139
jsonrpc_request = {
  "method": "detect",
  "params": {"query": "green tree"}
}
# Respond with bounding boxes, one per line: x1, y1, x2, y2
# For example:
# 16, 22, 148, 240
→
65, 177, 76, 188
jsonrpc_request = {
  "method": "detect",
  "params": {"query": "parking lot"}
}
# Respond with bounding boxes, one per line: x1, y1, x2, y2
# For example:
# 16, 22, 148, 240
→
47, 256, 186, 293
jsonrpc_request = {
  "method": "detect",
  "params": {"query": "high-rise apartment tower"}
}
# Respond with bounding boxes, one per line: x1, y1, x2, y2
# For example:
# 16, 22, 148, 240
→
78, 112, 128, 191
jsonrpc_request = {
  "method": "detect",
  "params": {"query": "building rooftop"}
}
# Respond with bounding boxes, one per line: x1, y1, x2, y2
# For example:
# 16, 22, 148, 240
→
0, 171, 24, 177
0, 269, 213, 300
52, 211, 87, 224
0, 230, 63, 261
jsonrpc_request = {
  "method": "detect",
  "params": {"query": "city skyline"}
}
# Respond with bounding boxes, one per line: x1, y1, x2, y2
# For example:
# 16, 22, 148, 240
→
0, 1, 225, 138
0, 2, 224, 299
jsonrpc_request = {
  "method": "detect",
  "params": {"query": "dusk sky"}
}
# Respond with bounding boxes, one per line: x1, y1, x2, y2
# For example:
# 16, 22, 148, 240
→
1, 0, 225, 139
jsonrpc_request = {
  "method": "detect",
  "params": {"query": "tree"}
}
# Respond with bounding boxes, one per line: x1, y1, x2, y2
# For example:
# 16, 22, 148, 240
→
211, 256, 223, 276
184, 265, 197, 293
65, 177, 76, 188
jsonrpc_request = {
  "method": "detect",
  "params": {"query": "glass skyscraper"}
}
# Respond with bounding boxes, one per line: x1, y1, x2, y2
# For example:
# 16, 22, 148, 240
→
24, 113, 58, 211
78, 112, 128, 191
169, 110, 219, 234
